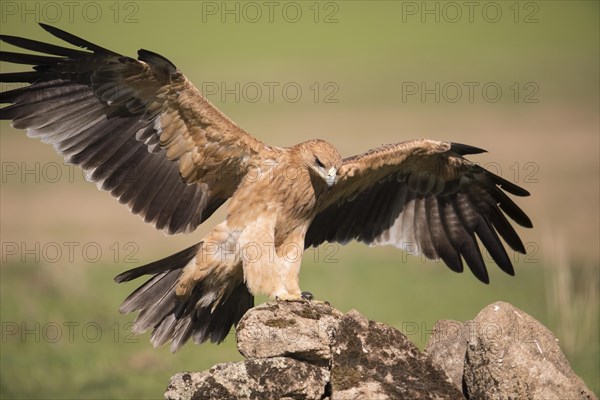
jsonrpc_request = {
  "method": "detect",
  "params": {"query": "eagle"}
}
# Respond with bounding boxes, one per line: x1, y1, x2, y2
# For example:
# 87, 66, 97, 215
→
0, 24, 532, 352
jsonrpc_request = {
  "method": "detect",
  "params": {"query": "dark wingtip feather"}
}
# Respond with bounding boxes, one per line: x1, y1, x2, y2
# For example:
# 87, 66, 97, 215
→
451, 142, 487, 155
494, 188, 533, 228
0, 34, 86, 58
0, 71, 41, 83
38, 23, 117, 55
489, 207, 527, 254
461, 243, 490, 284
475, 219, 515, 276
0, 51, 61, 65
0, 105, 18, 119
488, 171, 530, 197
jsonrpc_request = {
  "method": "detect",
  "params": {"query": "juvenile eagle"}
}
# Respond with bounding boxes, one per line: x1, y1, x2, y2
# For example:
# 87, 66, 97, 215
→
0, 24, 532, 351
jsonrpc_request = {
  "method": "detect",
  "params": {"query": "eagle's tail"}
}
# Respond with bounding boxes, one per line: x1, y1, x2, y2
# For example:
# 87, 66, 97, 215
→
114, 242, 254, 352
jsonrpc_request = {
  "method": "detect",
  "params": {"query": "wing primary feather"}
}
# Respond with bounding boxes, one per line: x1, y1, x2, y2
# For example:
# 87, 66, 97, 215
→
0, 80, 78, 104
38, 23, 117, 55
493, 188, 533, 228
476, 218, 514, 276
0, 34, 87, 57
451, 196, 490, 283
0, 51, 62, 65
0, 72, 42, 83
450, 142, 487, 155
488, 206, 526, 254
483, 168, 530, 197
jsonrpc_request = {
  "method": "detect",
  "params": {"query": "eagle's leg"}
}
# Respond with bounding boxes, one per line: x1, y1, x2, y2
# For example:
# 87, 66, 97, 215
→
274, 292, 310, 303
274, 291, 304, 302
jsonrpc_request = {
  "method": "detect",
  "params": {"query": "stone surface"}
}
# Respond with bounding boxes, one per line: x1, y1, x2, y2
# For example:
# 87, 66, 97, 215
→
165, 357, 329, 400
463, 301, 597, 400
237, 301, 342, 365
331, 310, 464, 400
166, 301, 597, 400
425, 319, 471, 389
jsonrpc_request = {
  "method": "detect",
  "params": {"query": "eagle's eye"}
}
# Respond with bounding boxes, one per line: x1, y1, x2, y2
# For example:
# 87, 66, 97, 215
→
315, 157, 325, 169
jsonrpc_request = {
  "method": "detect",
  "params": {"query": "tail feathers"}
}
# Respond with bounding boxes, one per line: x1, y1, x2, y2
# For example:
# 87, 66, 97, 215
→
151, 283, 254, 352
114, 243, 254, 352
114, 243, 201, 283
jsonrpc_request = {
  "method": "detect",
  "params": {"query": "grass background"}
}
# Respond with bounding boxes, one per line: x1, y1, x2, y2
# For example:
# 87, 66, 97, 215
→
1, 1, 598, 398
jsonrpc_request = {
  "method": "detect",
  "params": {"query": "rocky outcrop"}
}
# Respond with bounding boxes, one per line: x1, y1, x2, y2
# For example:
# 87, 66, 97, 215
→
166, 301, 462, 400
165, 301, 597, 400
426, 301, 597, 400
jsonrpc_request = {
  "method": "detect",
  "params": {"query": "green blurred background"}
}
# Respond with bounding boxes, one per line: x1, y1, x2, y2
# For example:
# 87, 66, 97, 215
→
1, 1, 598, 398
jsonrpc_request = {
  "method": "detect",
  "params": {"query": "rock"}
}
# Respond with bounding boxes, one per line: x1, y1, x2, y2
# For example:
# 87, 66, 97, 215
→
462, 301, 597, 400
166, 301, 597, 400
331, 310, 465, 400
165, 357, 329, 400
425, 319, 475, 390
425, 303, 598, 400
166, 302, 460, 399
237, 301, 342, 365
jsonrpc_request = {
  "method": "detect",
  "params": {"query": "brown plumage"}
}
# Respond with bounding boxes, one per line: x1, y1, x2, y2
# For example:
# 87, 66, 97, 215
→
0, 25, 532, 352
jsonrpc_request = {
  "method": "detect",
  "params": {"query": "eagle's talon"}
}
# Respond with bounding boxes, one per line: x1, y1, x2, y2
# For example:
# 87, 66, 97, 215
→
301, 291, 314, 301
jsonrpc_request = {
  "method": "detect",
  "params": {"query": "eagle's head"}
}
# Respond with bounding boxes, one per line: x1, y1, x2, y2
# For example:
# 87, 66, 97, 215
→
298, 139, 342, 188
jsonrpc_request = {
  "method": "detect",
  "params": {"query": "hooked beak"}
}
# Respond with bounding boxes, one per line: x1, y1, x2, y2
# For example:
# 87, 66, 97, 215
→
325, 167, 337, 188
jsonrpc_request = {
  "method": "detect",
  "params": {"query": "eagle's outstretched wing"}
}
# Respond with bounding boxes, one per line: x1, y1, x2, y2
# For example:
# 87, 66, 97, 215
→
0, 24, 268, 234
305, 139, 533, 283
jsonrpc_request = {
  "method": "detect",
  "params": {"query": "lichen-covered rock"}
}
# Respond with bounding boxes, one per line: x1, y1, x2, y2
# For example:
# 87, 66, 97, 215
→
237, 301, 342, 365
425, 319, 471, 390
463, 301, 597, 400
331, 310, 465, 400
166, 301, 597, 400
165, 357, 329, 400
